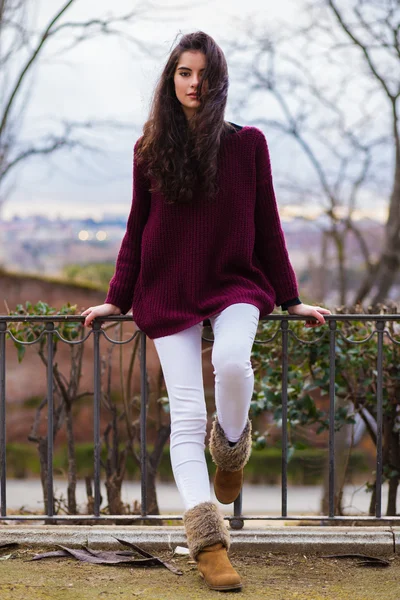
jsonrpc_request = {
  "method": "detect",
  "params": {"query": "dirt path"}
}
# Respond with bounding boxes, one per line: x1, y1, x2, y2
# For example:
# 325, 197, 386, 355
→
0, 547, 399, 599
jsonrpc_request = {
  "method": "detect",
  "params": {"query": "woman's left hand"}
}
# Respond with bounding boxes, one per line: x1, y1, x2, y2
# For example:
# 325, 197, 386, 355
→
287, 303, 331, 328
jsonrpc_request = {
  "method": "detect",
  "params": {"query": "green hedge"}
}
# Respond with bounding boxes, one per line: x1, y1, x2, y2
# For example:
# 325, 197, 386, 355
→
5, 443, 372, 485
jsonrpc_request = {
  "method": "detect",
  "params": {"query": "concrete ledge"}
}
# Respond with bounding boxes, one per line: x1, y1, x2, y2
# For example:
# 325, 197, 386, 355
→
391, 529, 400, 554
0, 526, 397, 555
234, 527, 396, 556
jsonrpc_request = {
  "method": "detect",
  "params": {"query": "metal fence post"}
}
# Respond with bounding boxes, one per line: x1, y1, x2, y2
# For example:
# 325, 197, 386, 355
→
140, 331, 148, 517
328, 319, 337, 518
281, 318, 289, 518
45, 322, 55, 517
375, 320, 385, 518
92, 320, 102, 517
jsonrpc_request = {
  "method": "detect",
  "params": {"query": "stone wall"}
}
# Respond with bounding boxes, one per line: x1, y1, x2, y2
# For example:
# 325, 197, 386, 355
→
1, 272, 216, 443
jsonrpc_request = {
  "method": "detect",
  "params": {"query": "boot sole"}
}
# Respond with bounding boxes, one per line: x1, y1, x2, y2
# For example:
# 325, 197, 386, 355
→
214, 492, 241, 505
214, 486, 241, 505
200, 573, 243, 591
214, 471, 243, 505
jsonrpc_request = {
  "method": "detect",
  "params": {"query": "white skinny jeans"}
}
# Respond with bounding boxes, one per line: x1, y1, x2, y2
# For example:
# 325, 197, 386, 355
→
153, 303, 260, 510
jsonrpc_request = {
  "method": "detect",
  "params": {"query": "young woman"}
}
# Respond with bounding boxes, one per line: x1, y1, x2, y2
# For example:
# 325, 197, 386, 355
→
82, 31, 331, 592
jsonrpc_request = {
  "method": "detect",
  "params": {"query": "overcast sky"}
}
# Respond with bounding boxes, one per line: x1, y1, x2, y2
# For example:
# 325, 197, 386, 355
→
2, 0, 391, 222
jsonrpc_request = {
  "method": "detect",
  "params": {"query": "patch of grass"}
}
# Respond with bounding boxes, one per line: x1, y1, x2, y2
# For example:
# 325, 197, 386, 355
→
6, 443, 371, 486
0, 268, 104, 291
5, 444, 40, 479
62, 262, 114, 290
21, 396, 42, 409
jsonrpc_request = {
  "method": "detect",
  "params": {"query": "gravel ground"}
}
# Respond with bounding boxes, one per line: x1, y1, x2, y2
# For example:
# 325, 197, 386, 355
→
0, 545, 399, 600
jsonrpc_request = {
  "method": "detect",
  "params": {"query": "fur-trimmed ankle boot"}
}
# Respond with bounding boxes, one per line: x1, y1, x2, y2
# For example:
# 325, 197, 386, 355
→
209, 417, 252, 504
183, 501, 242, 591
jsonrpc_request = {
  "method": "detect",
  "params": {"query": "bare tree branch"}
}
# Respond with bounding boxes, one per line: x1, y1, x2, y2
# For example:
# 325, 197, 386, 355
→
0, 1, 76, 139
0, 0, 165, 214
225, 7, 385, 304
327, 0, 399, 99
0, 118, 126, 181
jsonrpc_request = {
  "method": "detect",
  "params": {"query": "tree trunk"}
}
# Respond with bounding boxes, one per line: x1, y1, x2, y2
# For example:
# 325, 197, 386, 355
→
333, 229, 347, 306
134, 424, 171, 521
65, 406, 77, 514
138, 424, 171, 516
105, 472, 125, 514
144, 465, 160, 515
379, 413, 392, 516
321, 400, 350, 516
387, 406, 400, 516
371, 252, 400, 304
353, 264, 379, 306
370, 410, 398, 517
387, 477, 399, 516
355, 150, 400, 304
315, 230, 328, 302
103, 422, 127, 515
37, 437, 56, 517
369, 481, 377, 516
85, 476, 95, 514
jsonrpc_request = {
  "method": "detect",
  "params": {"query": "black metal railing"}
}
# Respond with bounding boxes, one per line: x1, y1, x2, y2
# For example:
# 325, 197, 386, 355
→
0, 314, 399, 527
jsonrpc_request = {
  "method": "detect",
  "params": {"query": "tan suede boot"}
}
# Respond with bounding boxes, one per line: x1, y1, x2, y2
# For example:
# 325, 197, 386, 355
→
197, 543, 242, 591
209, 417, 252, 504
183, 501, 242, 591
213, 468, 244, 505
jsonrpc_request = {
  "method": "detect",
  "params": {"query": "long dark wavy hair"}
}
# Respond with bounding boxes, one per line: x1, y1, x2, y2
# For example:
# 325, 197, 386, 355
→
136, 31, 236, 204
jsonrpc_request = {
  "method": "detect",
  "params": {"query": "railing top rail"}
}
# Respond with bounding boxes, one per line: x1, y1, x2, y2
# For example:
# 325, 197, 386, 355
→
0, 314, 399, 324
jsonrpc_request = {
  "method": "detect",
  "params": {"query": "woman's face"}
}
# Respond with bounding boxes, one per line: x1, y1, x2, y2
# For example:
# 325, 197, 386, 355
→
174, 50, 207, 121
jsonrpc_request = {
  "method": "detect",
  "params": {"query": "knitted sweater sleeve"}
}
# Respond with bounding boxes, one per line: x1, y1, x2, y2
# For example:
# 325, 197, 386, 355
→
105, 140, 151, 314
253, 129, 300, 307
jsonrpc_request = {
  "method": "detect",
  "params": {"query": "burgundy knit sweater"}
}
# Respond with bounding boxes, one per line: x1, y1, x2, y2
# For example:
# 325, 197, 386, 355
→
105, 124, 300, 339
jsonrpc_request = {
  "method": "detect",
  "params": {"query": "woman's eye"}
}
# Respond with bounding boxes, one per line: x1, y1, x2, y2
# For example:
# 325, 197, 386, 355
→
180, 72, 189, 77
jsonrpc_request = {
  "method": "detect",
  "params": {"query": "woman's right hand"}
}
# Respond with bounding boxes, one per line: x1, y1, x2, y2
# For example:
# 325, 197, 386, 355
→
81, 303, 122, 328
